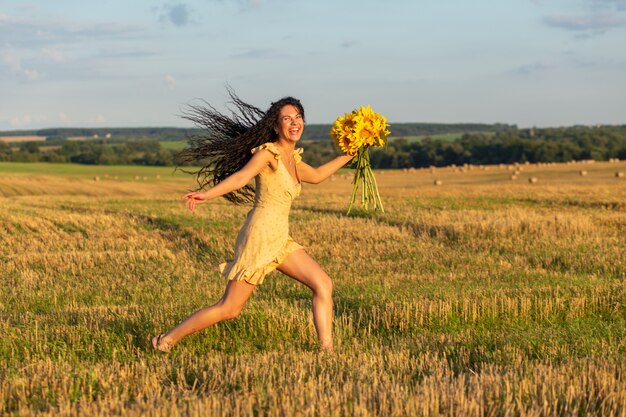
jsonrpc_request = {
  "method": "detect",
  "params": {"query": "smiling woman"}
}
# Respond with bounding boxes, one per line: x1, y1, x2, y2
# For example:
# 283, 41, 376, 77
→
152, 89, 354, 353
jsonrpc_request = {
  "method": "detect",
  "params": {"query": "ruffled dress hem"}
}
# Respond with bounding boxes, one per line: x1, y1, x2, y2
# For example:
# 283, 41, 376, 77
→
219, 238, 304, 285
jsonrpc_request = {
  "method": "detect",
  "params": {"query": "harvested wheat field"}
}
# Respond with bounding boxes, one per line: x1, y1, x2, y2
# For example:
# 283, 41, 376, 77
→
1, 160, 625, 416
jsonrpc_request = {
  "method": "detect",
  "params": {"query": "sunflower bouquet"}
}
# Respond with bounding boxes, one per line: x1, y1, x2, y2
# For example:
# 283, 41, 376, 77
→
330, 105, 390, 214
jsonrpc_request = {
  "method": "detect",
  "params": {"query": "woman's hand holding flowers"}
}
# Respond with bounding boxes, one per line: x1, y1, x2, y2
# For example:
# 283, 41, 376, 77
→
330, 105, 390, 213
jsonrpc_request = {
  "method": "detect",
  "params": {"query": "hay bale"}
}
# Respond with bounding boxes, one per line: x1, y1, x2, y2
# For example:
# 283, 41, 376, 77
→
93, 176, 100, 182
528, 177, 538, 184
434, 179, 443, 186
616, 172, 624, 178
580, 170, 588, 176
510, 175, 518, 181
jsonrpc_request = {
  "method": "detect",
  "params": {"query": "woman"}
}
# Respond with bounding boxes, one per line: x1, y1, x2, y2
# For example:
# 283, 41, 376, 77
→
152, 92, 353, 352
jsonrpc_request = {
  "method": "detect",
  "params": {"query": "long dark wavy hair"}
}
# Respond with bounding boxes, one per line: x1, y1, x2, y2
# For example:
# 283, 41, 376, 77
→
177, 88, 305, 205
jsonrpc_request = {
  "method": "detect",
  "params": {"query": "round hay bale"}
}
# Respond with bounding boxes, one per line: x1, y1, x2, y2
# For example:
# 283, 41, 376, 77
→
528, 177, 538, 184
434, 179, 443, 186
616, 172, 624, 178
580, 170, 588, 176
510, 175, 518, 180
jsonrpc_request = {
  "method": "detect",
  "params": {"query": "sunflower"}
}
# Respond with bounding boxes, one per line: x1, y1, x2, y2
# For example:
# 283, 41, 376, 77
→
329, 105, 390, 213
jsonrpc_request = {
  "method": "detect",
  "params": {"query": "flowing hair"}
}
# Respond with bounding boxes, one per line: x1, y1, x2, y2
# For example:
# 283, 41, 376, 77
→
177, 88, 305, 205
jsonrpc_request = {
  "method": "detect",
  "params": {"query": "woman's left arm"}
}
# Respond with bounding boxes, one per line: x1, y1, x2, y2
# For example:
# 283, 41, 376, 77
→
298, 154, 354, 184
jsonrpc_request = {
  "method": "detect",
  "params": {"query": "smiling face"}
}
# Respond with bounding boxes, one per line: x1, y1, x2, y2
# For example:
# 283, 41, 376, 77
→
276, 104, 304, 143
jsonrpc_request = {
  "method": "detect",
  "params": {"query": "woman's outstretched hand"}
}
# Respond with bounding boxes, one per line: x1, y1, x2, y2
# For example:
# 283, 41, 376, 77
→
183, 191, 208, 212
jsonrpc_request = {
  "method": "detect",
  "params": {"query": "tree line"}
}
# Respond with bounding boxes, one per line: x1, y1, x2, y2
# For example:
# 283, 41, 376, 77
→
1, 125, 624, 168
0, 140, 178, 166
0, 123, 515, 142
299, 126, 626, 168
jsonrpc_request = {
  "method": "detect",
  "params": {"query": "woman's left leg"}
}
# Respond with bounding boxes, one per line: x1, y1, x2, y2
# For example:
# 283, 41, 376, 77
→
277, 249, 334, 350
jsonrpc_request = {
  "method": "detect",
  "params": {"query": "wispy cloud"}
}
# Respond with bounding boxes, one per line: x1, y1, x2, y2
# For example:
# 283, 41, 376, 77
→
543, 14, 626, 31
542, 13, 626, 38
230, 48, 286, 59
0, 13, 144, 49
584, 0, 626, 11
511, 61, 556, 75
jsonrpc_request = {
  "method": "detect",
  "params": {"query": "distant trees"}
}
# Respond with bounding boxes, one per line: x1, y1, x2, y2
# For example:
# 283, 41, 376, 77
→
0, 125, 624, 168
0, 139, 180, 166
304, 125, 626, 169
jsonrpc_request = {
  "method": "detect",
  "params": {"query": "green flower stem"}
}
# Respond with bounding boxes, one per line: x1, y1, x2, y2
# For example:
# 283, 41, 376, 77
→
346, 147, 385, 214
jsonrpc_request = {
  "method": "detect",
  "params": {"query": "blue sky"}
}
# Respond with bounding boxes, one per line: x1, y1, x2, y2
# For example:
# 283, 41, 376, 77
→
1, 0, 625, 130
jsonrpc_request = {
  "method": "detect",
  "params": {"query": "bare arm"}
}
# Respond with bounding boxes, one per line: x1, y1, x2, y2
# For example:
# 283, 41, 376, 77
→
298, 154, 354, 184
183, 149, 274, 211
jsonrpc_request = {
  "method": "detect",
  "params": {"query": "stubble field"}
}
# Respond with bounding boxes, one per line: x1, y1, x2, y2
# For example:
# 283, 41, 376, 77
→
1, 160, 625, 416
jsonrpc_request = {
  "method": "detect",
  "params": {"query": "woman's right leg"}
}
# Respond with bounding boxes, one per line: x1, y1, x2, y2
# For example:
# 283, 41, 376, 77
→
154, 279, 255, 348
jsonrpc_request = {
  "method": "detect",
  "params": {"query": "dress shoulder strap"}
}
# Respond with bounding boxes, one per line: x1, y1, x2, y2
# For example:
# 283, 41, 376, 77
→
294, 148, 304, 164
251, 142, 281, 160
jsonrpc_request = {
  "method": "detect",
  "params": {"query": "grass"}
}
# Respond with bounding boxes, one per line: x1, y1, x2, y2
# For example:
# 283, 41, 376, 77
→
1, 160, 625, 416
0, 162, 183, 179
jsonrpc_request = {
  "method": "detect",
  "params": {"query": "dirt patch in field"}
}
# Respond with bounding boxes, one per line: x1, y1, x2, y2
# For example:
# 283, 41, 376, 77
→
0, 136, 47, 143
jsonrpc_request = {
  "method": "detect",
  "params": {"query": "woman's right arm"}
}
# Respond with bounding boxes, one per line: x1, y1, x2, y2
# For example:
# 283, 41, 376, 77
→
183, 150, 273, 211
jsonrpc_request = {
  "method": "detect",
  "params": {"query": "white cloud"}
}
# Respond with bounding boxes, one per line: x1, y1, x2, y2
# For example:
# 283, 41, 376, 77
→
1, 48, 46, 81
164, 74, 176, 90
10, 114, 33, 128
41, 47, 65, 62
23, 68, 45, 80
1, 49, 21, 71
85, 114, 106, 125
59, 112, 69, 124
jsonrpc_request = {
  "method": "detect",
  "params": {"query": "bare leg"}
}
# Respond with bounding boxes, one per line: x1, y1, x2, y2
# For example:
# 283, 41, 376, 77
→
153, 279, 255, 349
277, 249, 334, 350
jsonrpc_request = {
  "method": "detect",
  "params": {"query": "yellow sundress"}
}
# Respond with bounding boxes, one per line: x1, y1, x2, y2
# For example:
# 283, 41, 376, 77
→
219, 142, 304, 285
